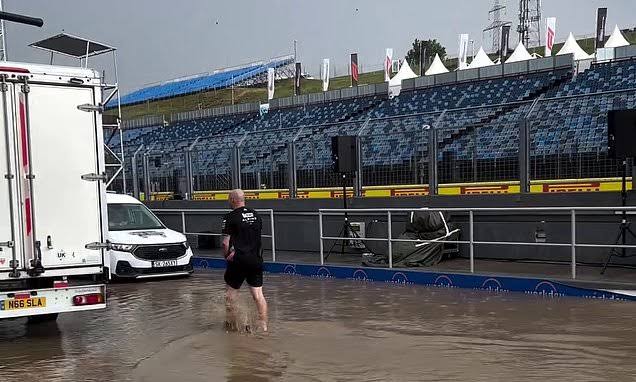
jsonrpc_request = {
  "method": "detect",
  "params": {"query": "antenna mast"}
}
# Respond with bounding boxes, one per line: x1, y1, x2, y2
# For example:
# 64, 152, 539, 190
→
517, 0, 542, 47
483, 0, 511, 53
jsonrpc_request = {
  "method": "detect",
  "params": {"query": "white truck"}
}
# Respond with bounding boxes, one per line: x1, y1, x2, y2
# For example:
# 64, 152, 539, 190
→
0, 62, 107, 322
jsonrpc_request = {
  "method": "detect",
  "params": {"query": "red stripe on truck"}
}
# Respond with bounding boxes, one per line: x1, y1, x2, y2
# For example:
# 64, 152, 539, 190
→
18, 95, 32, 236
24, 198, 32, 235
19, 98, 28, 167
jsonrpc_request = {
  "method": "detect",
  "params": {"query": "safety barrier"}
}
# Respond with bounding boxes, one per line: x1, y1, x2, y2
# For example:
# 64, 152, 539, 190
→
319, 206, 636, 280
141, 177, 631, 201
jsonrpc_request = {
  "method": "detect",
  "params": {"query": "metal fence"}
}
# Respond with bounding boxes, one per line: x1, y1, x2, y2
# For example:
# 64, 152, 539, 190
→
361, 130, 428, 186
319, 206, 636, 279
149, 206, 636, 282
296, 138, 342, 188
239, 140, 290, 190
527, 111, 626, 181
111, 88, 636, 199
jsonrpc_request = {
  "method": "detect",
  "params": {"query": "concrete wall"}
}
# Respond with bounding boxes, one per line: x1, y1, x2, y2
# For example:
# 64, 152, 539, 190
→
148, 192, 636, 266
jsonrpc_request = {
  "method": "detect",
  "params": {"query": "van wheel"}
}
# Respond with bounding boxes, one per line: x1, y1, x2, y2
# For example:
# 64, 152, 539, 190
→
27, 313, 58, 324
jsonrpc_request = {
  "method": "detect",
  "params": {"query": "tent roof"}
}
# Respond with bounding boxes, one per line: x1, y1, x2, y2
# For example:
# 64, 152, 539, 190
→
425, 53, 449, 75
30, 33, 115, 58
506, 42, 534, 63
605, 25, 630, 48
557, 32, 592, 60
467, 47, 494, 69
389, 60, 418, 86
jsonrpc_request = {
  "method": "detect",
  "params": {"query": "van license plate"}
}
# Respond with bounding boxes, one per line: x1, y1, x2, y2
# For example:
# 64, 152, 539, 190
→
1, 297, 47, 311
153, 260, 178, 268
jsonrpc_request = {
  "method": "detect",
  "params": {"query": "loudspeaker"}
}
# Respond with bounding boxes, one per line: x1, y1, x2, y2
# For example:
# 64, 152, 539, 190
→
331, 136, 358, 173
608, 110, 636, 159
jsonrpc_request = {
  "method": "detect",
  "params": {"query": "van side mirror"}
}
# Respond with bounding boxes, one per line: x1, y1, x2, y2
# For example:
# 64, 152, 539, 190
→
85, 242, 111, 251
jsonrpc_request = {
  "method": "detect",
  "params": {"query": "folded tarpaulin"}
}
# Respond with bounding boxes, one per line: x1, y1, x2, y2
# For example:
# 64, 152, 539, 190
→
363, 210, 460, 267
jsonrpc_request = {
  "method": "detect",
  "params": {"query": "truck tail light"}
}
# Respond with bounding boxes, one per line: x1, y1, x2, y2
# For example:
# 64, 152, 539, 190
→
72, 293, 104, 306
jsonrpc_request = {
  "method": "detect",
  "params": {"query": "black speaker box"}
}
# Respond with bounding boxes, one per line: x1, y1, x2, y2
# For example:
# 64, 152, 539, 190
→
331, 136, 358, 173
608, 110, 636, 159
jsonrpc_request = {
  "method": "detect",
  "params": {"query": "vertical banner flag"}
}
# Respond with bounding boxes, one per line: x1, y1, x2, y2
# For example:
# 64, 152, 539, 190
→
500, 25, 511, 62
545, 17, 556, 56
350, 53, 359, 86
294, 62, 302, 96
267, 68, 275, 100
595, 7, 608, 49
321, 59, 330, 91
458, 34, 469, 69
419, 43, 427, 76
384, 48, 393, 81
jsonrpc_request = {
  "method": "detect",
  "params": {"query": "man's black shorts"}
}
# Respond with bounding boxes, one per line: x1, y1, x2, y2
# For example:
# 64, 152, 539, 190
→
224, 260, 263, 289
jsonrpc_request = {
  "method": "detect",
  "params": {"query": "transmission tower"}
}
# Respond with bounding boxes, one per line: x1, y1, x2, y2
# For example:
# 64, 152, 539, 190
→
517, 0, 541, 48
483, 0, 511, 53
0, 0, 7, 61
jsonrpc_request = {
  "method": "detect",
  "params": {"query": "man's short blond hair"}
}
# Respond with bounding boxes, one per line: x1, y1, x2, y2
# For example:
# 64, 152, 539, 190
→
229, 189, 245, 205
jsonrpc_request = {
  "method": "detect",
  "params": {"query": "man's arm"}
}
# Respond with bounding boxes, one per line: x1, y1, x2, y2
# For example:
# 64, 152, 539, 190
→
221, 217, 235, 261
222, 235, 234, 261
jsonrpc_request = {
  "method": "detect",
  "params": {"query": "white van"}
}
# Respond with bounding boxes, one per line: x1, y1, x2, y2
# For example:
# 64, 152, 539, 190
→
106, 194, 193, 279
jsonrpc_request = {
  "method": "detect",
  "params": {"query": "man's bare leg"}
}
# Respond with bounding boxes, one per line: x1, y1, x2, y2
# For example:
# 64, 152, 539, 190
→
225, 285, 240, 331
249, 286, 268, 332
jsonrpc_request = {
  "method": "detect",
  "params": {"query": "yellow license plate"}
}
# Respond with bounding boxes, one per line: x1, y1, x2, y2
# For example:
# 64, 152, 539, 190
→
1, 297, 47, 311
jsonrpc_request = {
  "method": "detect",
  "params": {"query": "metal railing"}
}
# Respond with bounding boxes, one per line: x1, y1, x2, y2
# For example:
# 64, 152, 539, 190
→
318, 206, 636, 279
152, 208, 276, 261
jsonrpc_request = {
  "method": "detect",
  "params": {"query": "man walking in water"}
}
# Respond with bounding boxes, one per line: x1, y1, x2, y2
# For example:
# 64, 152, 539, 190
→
222, 189, 268, 332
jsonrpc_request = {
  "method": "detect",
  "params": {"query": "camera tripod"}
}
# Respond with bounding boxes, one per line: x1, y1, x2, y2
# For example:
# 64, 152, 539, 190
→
601, 159, 636, 274
325, 173, 372, 261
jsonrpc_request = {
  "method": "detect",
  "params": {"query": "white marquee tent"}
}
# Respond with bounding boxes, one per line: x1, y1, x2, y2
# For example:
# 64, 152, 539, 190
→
425, 53, 449, 75
467, 47, 495, 69
389, 60, 418, 86
557, 32, 593, 60
388, 60, 418, 97
605, 25, 630, 48
505, 42, 534, 63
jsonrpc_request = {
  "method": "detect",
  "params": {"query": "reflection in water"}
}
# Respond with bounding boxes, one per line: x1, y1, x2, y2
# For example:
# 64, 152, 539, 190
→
0, 271, 635, 382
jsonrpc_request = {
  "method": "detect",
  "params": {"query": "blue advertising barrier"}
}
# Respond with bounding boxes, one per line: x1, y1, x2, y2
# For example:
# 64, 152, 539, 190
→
192, 257, 636, 301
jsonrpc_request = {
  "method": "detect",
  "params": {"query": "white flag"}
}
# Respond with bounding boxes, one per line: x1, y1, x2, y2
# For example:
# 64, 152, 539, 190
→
385, 48, 393, 81
458, 34, 469, 69
267, 68, 275, 100
545, 17, 557, 57
321, 59, 330, 92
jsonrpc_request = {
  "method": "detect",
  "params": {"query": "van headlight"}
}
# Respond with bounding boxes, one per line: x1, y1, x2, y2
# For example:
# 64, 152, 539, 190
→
110, 243, 136, 252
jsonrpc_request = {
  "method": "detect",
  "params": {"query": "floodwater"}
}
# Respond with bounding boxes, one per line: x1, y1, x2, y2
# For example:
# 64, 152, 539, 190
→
1, 271, 635, 382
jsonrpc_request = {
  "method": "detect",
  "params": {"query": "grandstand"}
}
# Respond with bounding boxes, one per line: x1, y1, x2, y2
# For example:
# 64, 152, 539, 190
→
112, 55, 294, 108
109, 43, 636, 199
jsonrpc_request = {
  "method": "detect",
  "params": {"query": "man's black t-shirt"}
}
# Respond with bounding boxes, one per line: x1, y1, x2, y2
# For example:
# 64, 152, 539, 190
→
221, 207, 262, 266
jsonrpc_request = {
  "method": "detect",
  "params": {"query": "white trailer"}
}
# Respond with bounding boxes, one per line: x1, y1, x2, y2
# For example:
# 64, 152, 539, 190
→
0, 62, 107, 322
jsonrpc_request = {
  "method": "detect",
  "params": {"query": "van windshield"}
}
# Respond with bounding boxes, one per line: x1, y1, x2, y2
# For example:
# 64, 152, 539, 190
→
108, 203, 164, 231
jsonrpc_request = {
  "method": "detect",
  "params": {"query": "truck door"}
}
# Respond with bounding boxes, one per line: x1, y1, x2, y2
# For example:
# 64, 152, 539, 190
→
0, 82, 23, 274
16, 83, 105, 270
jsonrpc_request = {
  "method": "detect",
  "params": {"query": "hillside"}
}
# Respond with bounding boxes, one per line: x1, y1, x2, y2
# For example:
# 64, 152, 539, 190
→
117, 71, 385, 119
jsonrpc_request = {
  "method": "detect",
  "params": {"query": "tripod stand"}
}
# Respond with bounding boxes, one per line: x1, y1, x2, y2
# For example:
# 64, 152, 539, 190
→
601, 159, 636, 274
325, 173, 372, 261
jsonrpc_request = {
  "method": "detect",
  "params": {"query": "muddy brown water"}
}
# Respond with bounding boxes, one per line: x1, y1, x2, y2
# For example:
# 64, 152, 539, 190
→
1, 270, 635, 382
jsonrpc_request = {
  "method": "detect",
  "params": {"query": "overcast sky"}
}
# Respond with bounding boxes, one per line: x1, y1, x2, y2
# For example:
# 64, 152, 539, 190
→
3, 0, 632, 93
